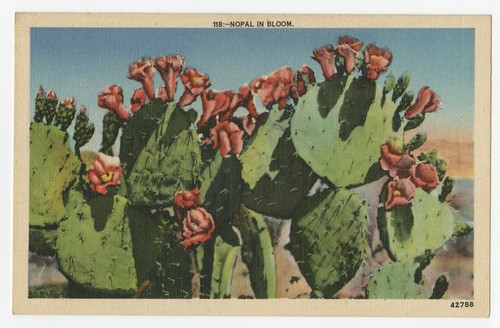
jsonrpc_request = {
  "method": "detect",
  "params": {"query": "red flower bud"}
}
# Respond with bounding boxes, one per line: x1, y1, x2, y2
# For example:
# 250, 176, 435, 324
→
181, 207, 215, 248
61, 97, 76, 109
410, 163, 440, 192
47, 89, 58, 100
312, 45, 337, 80
174, 188, 201, 209
404, 87, 441, 119
129, 59, 156, 101
88, 153, 123, 195
37, 86, 46, 98
363, 44, 393, 80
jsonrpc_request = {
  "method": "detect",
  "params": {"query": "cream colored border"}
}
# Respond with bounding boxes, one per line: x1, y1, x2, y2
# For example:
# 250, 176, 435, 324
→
13, 13, 491, 317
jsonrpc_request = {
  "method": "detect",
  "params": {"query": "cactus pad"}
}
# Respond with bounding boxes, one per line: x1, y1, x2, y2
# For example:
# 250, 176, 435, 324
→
126, 105, 201, 207
366, 259, 432, 299
210, 236, 240, 298
56, 190, 137, 295
240, 108, 318, 218
30, 123, 80, 227
233, 205, 276, 298
378, 188, 455, 261
288, 188, 368, 297
291, 76, 402, 188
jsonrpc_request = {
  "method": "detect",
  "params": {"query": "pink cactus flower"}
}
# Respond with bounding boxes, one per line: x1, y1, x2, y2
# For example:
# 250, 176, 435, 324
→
379, 141, 415, 178
47, 89, 58, 100
404, 87, 441, 119
97, 84, 129, 121
153, 55, 184, 101
128, 59, 156, 101
250, 66, 293, 110
80, 106, 88, 114
61, 97, 76, 109
130, 88, 147, 113
312, 45, 337, 80
197, 90, 232, 130
385, 178, 416, 210
174, 188, 201, 209
181, 207, 215, 248
337, 36, 363, 74
88, 152, 123, 196
410, 163, 440, 192
363, 44, 393, 80
205, 121, 244, 158
178, 67, 211, 108
290, 65, 316, 103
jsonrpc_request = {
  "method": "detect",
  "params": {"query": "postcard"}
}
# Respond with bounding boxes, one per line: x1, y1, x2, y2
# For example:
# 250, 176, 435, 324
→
13, 13, 491, 316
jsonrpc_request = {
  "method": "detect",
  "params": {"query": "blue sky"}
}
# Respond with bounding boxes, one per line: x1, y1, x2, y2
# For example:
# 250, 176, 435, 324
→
30, 28, 474, 151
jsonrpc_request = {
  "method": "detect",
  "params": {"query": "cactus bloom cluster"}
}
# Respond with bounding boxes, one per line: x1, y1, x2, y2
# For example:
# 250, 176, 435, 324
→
380, 140, 441, 210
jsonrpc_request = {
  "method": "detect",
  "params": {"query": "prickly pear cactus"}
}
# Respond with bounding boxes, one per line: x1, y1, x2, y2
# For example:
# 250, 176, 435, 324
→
210, 236, 240, 298
288, 188, 368, 297
56, 189, 137, 295
127, 105, 201, 207
240, 107, 318, 218
366, 259, 432, 299
291, 75, 403, 188
30, 123, 80, 227
233, 205, 276, 298
377, 188, 455, 261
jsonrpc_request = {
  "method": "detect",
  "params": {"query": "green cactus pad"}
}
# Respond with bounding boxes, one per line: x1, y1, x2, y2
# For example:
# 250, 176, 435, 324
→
210, 236, 240, 298
233, 205, 276, 298
203, 155, 243, 246
100, 112, 124, 156
291, 76, 402, 188
30, 123, 80, 227
378, 188, 455, 261
120, 101, 196, 176
127, 107, 201, 207
288, 188, 368, 297
366, 259, 432, 299
56, 190, 137, 295
145, 218, 194, 299
240, 108, 318, 218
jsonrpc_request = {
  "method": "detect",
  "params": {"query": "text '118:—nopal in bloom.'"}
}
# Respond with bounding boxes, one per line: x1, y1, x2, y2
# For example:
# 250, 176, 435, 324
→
213, 20, 294, 28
